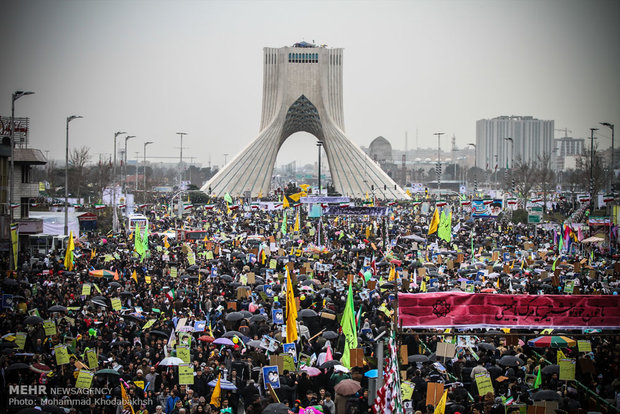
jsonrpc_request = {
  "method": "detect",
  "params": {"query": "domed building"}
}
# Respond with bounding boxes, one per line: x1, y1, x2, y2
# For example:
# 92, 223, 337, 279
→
369, 136, 393, 163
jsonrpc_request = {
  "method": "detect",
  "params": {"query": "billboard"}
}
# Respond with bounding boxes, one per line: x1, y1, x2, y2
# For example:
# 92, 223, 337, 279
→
471, 199, 502, 218
0, 116, 30, 146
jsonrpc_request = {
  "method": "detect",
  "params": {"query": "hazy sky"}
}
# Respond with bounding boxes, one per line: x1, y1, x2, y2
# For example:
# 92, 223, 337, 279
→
2, 0, 618, 170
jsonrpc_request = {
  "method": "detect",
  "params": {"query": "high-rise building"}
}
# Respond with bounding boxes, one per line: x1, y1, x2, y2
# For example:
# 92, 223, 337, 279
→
554, 136, 585, 171
476, 116, 554, 170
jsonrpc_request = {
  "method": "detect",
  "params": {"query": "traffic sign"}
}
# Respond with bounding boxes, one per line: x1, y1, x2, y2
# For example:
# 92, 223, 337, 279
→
528, 206, 543, 224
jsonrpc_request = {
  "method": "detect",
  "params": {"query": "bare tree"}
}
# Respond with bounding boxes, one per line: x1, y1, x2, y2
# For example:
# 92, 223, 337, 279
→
69, 146, 91, 200
575, 145, 608, 204
512, 157, 537, 208
535, 153, 556, 214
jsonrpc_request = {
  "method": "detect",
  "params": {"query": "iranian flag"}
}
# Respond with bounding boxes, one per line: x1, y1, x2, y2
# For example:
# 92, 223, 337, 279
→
388, 201, 397, 206
578, 196, 590, 203
119, 204, 126, 209
166, 289, 176, 301
184, 204, 193, 210
483, 199, 493, 205
531, 198, 542, 203
603, 194, 615, 203
94, 204, 106, 210
138, 204, 147, 209
228, 204, 240, 211
436, 200, 447, 207
251, 203, 260, 210
460, 200, 471, 206
204, 204, 216, 210
507, 198, 517, 205
10, 203, 20, 209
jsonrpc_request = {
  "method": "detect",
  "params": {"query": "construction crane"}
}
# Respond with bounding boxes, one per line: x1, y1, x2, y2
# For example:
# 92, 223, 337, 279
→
555, 128, 572, 138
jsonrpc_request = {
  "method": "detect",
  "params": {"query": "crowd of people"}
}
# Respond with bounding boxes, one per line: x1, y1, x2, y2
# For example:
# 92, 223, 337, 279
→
0, 196, 618, 414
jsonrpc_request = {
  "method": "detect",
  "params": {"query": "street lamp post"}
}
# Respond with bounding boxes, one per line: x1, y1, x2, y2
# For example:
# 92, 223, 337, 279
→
112, 131, 126, 233
9, 91, 34, 223
504, 137, 514, 193
589, 128, 598, 212
600, 122, 615, 192
143, 141, 153, 202
317, 141, 323, 194
177, 132, 187, 188
123, 135, 135, 217
64, 115, 83, 236
434, 132, 444, 192
468, 143, 477, 193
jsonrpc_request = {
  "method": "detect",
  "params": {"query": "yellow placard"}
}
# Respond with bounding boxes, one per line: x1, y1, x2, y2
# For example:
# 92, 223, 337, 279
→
82, 284, 91, 296
110, 298, 122, 311
75, 370, 94, 388
43, 320, 57, 336
206, 251, 214, 260
178, 364, 194, 385
401, 381, 415, 401
176, 346, 190, 363
134, 380, 145, 390
86, 349, 98, 369
145, 276, 151, 284
15, 332, 27, 350
55, 345, 70, 365
475, 373, 494, 396
142, 320, 156, 330
269, 259, 277, 269
170, 267, 178, 278
577, 340, 592, 353
187, 251, 196, 265
559, 358, 576, 381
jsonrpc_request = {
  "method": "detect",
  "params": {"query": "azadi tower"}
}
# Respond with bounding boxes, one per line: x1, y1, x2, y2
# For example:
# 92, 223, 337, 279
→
201, 42, 409, 199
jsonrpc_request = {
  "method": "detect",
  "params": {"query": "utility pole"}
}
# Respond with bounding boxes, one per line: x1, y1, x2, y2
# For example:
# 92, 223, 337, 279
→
434, 132, 444, 192
590, 128, 598, 212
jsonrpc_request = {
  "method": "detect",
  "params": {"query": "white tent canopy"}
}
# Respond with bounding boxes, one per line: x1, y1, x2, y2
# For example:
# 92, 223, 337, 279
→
29, 211, 81, 236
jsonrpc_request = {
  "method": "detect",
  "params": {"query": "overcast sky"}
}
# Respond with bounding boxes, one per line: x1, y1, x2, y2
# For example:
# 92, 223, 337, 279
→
2, 0, 618, 170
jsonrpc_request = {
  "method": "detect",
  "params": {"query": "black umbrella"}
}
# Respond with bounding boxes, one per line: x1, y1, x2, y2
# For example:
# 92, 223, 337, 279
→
2, 279, 18, 287
541, 365, 559, 375
249, 314, 268, 323
7, 362, 30, 371
0, 342, 18, 349
408, 354, 429, 363
24, 315, 44, 325
319, 288, 334, 295
477, 342, 496, 351
240, 310, 253, 318
225, 312, 244, 322
91, 300, 108, 307
498, 355, 524, 367
222, 331, 244, 338
110, 340, 130, 347
322, 331, 339, 340
220, 275, 233, 282
320, 360, 341, 369
299, 309, 318, 318
262, 403, 290, 414
532, 390, 561, 401
120, 292, 133, 298
109, 282, 122, 288
149, 330, 169, 338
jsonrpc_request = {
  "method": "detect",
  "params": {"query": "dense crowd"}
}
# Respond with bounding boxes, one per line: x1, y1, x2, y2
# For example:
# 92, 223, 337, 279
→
0, 197, 618, 414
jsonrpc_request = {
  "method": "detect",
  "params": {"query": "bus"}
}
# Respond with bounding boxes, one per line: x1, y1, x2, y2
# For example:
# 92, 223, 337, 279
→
128, 214, 149, 232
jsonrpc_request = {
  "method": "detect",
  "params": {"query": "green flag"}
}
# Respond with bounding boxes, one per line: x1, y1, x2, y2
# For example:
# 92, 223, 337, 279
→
134, 224, 144, 257
438, 211, 452, 243
552, 257, 559, 271
340, 282, 358, 368
534, 366, 542, 389
141, 224, 149, 258
281, 211, 287, 235
224, 193, 233, 204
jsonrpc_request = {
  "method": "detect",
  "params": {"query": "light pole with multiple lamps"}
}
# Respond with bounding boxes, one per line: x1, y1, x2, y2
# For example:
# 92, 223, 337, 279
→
589, 128, 598, 212
9, 91, 34, 222
143, 141, 154, 202
64, 115, 83, 236
112, 131, 126, 232
468, 143, 477, 193
177, 132, 187, 188
434, 132, 444, 192
123, 135, 135, 217
504, 137, 514, 193
600, 122, 615, 192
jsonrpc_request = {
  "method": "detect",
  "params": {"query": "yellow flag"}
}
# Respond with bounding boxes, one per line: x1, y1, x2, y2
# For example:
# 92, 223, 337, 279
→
294, 210, 300, 233
64, 231, 75, 271
365, 226, 371, 239
90, 249, 96, 260
131, 270, 138, 283
420, 278, 427, 292
289, 192, 302, 202
299, 184, 310, 191
434, 390, 448, 414
388, 265, 396, 281
121, 383, 135, 414
557, 349, 567, 364
282, 196, 290, 209
210, 373, 222, 408
285, 268, 298, 342
428, 209, 440, 235
164, 236, 170, 249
